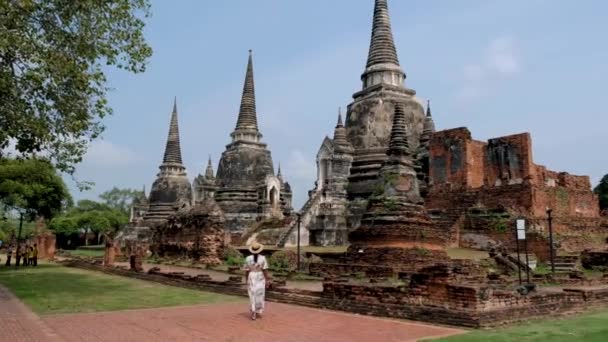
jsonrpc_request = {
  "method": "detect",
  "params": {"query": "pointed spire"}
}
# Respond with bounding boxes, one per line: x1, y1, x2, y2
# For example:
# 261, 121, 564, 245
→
366, 0, 400, 68
386, 104, 411, 157
277, 163, 284, 182
423, 100, 436, 134
142, 184, 146, 197
205, 156, 214, 179
162, 97, 184, 165
336, 107, 344, 127
333, 107, 352, 153
234, 50, 259, 132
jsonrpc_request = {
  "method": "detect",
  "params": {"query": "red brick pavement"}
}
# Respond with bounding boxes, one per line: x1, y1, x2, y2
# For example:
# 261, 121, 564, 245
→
0, 285, 63, 342
43, 302, 464, 342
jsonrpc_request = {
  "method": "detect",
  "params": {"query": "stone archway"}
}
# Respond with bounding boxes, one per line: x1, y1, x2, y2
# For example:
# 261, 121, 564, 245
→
269, 186, 279, 209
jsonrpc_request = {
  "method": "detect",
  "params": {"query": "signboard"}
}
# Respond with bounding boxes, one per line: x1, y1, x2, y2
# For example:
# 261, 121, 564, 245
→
516, 219, 526, 240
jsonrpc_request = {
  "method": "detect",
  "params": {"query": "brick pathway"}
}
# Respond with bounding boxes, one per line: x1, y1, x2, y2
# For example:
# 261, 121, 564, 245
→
43, 302, 464, 342
0, 285, 63, 342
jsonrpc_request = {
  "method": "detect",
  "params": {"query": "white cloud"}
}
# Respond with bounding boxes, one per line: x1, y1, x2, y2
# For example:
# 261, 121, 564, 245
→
486, 36, 520, 75
456, 35, 521, 102
284, 149, 316, 182
83, 140, 139, 168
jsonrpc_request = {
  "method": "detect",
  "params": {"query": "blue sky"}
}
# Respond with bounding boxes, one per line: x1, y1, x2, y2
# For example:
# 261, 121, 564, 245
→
71, 0, 608, 208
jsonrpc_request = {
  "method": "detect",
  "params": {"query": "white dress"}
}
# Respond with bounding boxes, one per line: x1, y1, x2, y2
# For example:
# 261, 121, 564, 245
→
245, 254, 268, 314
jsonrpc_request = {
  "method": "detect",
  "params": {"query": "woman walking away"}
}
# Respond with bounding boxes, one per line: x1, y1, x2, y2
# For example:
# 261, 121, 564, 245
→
244, 242, 271, 320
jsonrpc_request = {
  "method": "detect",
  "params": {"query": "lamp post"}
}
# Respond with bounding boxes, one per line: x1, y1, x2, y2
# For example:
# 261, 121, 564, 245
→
547, 208, 555, 274
296, 212, 302, 272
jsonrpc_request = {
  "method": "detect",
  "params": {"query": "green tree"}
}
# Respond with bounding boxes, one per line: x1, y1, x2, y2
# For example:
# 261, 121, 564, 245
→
594, 174, 608, 211
0, 0, 152, 174
99, 187, 143, 215
0, 158, 71, 220
49, 199, 128, 245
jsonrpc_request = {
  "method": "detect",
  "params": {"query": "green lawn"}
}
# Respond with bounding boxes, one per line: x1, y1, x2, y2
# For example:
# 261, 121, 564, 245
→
66, 249, 105, 258
435, 310, 608, 342
0, 264, 242, 315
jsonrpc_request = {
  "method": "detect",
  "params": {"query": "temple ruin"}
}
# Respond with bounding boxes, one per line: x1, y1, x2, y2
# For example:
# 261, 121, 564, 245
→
122, 0, 603, 265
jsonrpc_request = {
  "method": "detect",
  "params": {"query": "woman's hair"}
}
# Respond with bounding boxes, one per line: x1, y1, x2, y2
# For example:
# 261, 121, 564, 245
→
253, 253, 259, 263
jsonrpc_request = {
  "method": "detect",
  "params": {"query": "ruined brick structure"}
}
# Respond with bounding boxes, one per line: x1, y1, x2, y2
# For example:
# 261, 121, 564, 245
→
152, 199, 226, 265
425, 127, 602, 257
33, 232, 56, 260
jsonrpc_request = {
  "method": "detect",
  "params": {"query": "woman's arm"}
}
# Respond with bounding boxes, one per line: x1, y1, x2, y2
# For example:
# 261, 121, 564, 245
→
262, 269, 271, 288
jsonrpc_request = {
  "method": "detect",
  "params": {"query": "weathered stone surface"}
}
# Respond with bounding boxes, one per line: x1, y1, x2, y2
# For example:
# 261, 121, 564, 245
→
145, 100, 193, 223
213, 51, 292, 232
302, 0, 426, 246
152, 198, 226, 265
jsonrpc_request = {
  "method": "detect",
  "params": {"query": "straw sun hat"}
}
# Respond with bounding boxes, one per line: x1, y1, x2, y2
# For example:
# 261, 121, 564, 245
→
248, 242, 264, 254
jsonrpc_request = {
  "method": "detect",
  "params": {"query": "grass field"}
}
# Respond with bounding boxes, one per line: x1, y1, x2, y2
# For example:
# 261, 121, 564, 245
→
0, 264, 242, 315
435, 310, 608, 342
65, 248, 105, 258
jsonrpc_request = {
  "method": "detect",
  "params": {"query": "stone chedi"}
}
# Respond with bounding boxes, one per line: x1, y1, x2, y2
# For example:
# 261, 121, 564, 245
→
144, 99, 193, 223
347, 104, 449, 267
415, 101, 436, 198
129, 185, 149, 225
345, 0, 426, 201
298, 0, 429, 246
307, 110, 354, 245
214, 51, 292, 232
193, 157, 218, 202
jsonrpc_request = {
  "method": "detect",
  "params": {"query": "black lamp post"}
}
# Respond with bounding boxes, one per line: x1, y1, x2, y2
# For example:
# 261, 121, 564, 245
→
547, 208, 555, 274
296, 212, 302, 272
15, 211, 24, 253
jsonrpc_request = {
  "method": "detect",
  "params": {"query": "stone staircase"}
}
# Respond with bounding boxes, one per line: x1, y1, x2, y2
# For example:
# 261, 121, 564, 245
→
277, 191, 322, 247
552, 255, 579, 273
507, 253, 537, 271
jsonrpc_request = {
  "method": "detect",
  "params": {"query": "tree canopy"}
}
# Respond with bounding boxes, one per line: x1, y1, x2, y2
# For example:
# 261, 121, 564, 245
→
99, 187, 144, 215
594, 174, 608, 211
0, 0, 152, 174
49, 199, 128, 238
0, 158, 71, 220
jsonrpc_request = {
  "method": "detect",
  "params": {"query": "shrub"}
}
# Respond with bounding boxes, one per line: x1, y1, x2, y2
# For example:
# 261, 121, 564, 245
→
222, 246, 244, 266
268, 250, 298, 271
226, 255, 244, 266
222, 245, 243, 261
